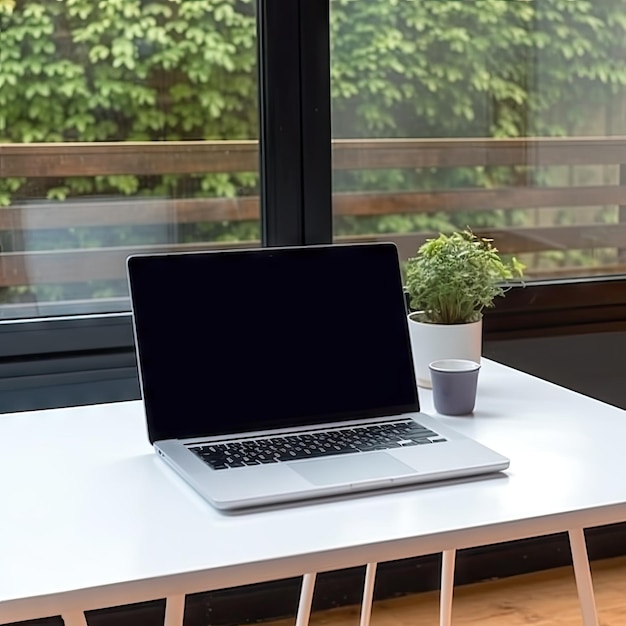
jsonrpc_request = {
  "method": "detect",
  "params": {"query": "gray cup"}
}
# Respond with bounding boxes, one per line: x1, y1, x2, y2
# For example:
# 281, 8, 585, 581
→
428, 359, 480, 416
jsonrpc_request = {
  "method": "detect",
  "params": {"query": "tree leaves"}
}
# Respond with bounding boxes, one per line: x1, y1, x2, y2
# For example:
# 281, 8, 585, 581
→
2, 0, 626, 256
0, 0, 257, 154
0, 0, 261, 293
331, 0, 626, 239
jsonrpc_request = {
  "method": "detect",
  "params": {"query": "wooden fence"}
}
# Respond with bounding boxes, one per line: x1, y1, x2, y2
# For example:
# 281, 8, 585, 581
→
1, 137, 626, 291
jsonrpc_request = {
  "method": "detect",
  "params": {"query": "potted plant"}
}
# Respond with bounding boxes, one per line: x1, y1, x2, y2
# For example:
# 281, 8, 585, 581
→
405, 229, 524, 387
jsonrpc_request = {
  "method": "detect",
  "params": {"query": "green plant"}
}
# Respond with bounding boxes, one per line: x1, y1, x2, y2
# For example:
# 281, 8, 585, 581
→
405, 230, 524, 325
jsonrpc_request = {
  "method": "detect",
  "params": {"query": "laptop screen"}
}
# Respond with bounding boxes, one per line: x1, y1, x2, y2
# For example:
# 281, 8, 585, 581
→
128, 243, 419, 444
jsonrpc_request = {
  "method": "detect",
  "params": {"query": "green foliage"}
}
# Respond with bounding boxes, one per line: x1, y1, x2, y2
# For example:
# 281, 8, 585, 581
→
2, 0, 625, 214
331, 0, 626, 238
0, 0, 256, 142
0, 0, 258, 206
405, 230, 525, 325
0, 0, 14, 14
331, 0, 626, 140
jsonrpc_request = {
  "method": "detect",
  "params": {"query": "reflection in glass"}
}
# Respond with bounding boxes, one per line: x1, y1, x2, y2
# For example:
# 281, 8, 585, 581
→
330, 0, 626, 280
0, 0, 259, 318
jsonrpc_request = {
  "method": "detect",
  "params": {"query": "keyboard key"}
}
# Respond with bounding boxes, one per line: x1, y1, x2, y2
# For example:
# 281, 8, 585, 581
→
189, 420, 443, 469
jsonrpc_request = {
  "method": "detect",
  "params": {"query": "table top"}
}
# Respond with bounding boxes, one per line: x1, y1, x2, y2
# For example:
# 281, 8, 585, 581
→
2, 360, 626, 622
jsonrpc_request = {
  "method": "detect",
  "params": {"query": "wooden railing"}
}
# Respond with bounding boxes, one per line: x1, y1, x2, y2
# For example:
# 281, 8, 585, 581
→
1, 137, 626, 291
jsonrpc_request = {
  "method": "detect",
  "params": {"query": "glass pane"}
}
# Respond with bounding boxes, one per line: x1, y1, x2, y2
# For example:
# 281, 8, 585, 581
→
0, 0, 259, 319
330, 0, 626, 280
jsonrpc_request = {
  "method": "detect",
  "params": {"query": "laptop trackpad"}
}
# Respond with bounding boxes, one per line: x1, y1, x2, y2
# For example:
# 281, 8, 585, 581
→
290, 453, 416, 486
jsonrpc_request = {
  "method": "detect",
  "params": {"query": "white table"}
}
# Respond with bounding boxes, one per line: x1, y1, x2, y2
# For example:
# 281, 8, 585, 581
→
2, 360, 625, 626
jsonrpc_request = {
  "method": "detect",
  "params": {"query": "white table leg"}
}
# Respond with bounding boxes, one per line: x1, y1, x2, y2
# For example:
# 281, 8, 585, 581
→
62, 612, 88, 626
440, 549, 456, 626
359, 562, 378, 626
568, 528, 599, 626
164, 594, 186, 626
295, 572, 317, 626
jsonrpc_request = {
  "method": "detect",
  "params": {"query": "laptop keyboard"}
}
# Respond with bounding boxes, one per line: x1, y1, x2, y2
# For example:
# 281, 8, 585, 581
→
189, 420, 447, 470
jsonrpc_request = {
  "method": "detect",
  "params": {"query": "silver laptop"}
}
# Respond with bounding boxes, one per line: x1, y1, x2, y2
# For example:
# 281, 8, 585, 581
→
127, 243, 509, 511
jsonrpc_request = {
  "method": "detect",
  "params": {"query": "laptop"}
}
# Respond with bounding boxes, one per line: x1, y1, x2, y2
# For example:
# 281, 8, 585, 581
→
127, 243, 509, 511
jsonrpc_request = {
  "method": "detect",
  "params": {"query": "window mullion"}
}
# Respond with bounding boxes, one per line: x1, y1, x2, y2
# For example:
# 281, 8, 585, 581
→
258, 0, 305, 246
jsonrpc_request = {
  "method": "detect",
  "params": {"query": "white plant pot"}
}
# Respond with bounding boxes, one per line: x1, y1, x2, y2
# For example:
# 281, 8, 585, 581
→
407, 313, 482, 388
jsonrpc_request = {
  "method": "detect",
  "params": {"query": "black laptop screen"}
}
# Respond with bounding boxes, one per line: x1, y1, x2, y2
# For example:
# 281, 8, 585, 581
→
128, 244, 419, 444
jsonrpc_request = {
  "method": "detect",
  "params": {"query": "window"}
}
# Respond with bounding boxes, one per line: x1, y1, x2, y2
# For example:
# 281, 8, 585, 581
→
1, 0, 626, 412
0, 0, 260, 320
0, 0, 330, 411
330, 0, 626, 281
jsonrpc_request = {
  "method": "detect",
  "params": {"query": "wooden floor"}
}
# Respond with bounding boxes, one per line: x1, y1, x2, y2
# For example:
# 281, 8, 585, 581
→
265, 556, 626, 626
